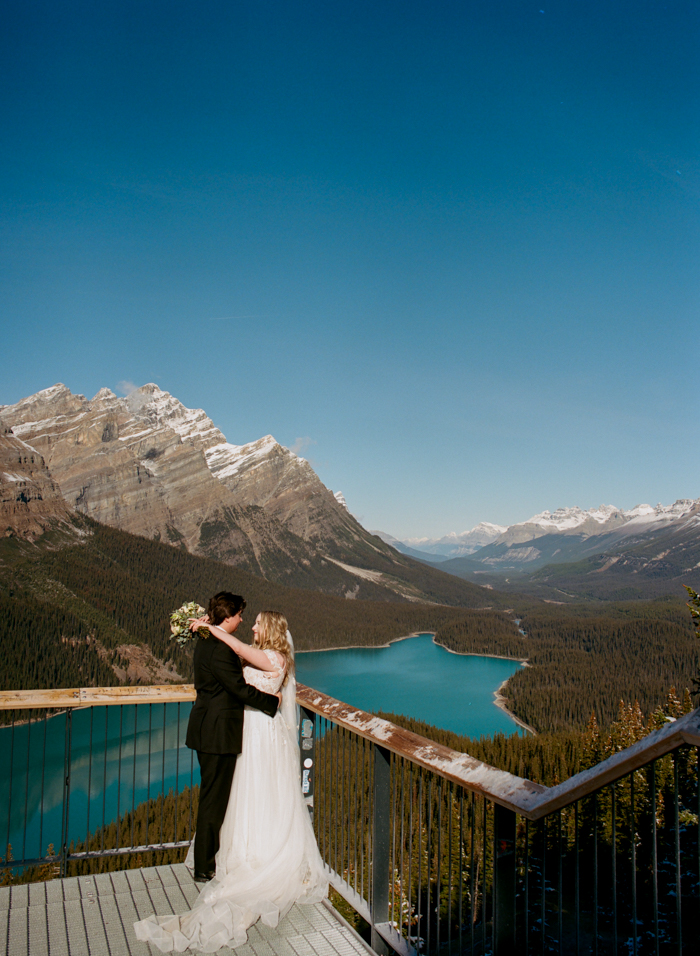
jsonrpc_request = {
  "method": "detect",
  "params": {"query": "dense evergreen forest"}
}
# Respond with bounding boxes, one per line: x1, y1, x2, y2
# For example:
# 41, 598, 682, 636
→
0, 520, 482, 698
434, 601, 698, 732
1, 518, 698, 738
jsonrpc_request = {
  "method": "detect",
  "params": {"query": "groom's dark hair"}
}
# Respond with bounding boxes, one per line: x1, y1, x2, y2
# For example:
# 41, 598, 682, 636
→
208, 592, 246, 626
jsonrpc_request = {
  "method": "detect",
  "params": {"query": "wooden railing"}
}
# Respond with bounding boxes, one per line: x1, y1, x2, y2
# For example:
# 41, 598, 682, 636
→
1, 685, 699, 955
296, 685, 700, 819
5, 682, 698, 820
0, 683, 198, 708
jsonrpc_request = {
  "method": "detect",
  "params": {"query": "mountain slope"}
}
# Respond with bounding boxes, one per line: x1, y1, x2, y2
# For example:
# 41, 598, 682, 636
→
0, 516, 499, 695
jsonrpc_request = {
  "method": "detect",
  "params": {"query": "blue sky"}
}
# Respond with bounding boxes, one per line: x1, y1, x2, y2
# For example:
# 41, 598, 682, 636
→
1, 1, 698, 539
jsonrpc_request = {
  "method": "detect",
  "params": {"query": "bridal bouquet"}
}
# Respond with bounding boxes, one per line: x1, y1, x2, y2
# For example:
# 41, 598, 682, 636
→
170, 601, 208, 644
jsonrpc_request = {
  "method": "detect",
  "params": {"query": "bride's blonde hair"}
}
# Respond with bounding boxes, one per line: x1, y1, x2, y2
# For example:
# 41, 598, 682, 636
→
255, 611, 294, 684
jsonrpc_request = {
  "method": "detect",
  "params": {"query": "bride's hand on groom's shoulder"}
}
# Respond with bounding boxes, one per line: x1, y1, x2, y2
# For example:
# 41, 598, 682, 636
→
188, 615, 210, 632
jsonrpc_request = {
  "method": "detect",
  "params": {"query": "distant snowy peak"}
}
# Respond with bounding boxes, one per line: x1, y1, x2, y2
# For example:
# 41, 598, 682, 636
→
405, 521, 506, 547
514, 500, 699, 536
403, 521, 507, 557
470, 521, 509, 537
397, 499, 700, 557
520, 504, 622, 532
333, 491, 348, 510
623, 499, 699, 524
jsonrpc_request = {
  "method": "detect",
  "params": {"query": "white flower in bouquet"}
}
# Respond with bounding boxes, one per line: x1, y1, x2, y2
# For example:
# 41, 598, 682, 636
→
170, 601, 208, 644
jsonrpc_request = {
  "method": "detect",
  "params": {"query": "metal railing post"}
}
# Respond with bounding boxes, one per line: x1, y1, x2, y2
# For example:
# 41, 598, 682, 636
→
60, 709, 73, 878
371, 744, 391, 955
493, 802, 517, 955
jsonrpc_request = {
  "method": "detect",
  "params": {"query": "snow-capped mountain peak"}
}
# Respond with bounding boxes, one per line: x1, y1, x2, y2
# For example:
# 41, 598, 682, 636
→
126, 384, 225, 449
0, 382, 367, 582
622, 499, 698, 525
205, 435, 282, 482
393, 498, 700, 560
470, 521, 509, 536
520, 504, 621, 532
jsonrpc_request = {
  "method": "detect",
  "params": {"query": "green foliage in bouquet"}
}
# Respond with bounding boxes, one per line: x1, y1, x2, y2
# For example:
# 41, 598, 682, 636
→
170, 601, 207, 644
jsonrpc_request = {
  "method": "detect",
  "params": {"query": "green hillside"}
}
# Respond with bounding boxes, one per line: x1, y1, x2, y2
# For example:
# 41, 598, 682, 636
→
0, 517, 487, 695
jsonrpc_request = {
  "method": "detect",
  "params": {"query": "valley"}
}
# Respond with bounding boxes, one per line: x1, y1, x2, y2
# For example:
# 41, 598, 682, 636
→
0, 514, 695, 739
386, 500, 700, 602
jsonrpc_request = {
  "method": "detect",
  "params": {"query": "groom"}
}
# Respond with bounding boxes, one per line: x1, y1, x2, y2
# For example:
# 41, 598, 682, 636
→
185, 591, 280, 882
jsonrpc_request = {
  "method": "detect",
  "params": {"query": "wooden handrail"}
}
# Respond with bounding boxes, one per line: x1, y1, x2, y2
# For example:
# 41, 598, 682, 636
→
2, 683, 698, 821
0, 684, 197, 708
296, 684, 548, 817
296, 685, 700, 820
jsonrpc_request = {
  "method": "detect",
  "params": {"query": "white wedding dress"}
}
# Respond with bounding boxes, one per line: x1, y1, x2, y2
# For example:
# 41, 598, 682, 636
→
134, 647, 329, 952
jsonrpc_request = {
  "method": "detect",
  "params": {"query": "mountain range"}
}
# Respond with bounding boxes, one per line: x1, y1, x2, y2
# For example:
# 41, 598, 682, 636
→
4, 382, 696, 607
0, 384, 489, 607
384, 501, 700, 600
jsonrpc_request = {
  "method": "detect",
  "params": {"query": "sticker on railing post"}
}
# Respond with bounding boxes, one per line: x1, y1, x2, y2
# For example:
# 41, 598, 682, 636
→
300, 713, 315, 797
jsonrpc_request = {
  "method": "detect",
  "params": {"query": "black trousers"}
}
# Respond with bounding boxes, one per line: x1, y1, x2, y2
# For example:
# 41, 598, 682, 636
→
194, 751, 238, 875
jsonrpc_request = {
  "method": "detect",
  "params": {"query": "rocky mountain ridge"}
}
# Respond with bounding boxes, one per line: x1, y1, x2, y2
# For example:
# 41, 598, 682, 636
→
384, 498, 700, 599
392, 500, 700, 560
427, 501, 700, 601
0, 430, 74, 540
490, 501, 699, 547
0, 383, 490, 607
460, 499, 699, 571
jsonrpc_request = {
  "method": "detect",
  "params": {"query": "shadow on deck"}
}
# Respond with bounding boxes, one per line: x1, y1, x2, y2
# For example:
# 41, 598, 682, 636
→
0, 864, 375, 956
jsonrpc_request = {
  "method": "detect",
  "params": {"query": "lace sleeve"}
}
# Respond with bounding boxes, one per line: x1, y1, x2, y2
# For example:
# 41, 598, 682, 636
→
263, 648, 286, 677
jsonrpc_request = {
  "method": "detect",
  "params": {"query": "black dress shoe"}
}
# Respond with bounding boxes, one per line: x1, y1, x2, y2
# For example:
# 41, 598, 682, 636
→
193, 870, 215, 883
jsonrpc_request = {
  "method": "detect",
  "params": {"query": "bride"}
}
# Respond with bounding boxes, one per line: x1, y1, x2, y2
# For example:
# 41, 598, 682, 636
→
135, 611, 329, 952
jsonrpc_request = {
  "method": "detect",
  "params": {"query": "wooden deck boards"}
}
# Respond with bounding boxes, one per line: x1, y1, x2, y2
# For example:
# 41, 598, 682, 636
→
0, 865, 374, 956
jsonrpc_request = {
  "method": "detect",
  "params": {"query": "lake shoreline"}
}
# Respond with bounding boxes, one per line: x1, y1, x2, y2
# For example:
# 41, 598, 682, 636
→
298, 631, 534, 735
296, 631, 425, 653
493, 679, 537, 734
434, 640, 535, 732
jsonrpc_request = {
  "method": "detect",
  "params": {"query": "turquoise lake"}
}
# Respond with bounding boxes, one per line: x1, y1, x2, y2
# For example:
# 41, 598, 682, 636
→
295, 633, 526, 738
2, 634, 525, 861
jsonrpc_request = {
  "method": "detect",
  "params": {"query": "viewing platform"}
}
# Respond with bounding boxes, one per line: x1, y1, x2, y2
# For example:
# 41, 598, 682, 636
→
0, 863, 373, 956
2, 683, 699, 955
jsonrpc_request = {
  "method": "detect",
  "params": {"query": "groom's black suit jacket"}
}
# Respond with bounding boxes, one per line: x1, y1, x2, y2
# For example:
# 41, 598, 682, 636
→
185, 635, 279, 754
